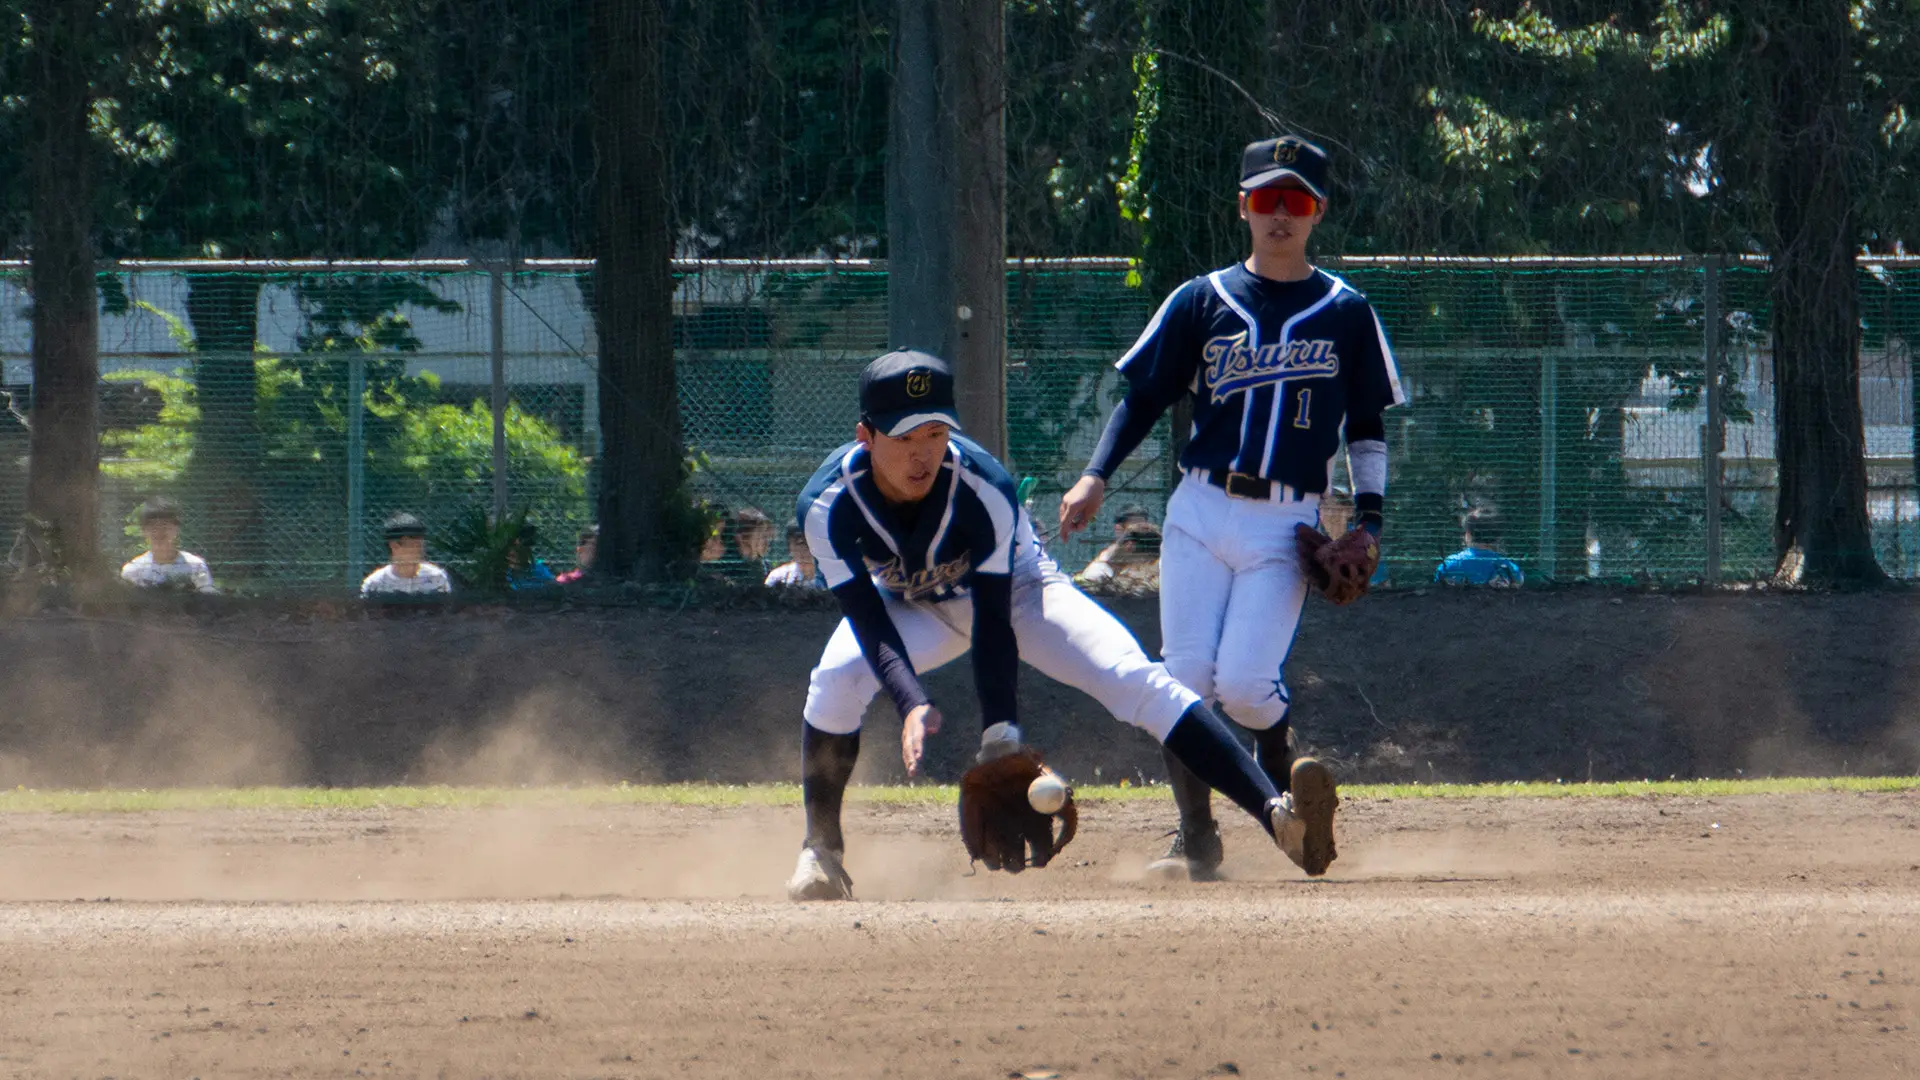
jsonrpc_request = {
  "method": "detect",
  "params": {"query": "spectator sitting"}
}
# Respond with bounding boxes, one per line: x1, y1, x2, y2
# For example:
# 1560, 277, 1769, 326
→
361, 512, 452, 597
699, 513, 727, 565
1435, 510, 1524, 587
556, 525, 597, 585
1075, 504, 1162, 591
121, 498, 217, 593
506, 523, 558, 590
765, 525, 823, 589
699, 506, 775, 583
733, 507, 775, 578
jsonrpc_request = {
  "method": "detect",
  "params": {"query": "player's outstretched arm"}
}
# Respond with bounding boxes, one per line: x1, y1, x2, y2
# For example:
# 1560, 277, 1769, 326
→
1063, 395, 1163, 538
1064, 283, 1201, 537
967, 572, 1019, 730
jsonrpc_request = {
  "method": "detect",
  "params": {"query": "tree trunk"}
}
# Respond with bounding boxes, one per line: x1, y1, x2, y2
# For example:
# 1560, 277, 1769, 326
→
590, 0, 687, 582
23, 0, 101, 580
182, 273, 267, 580
888, 0, 1006, 458
1763, 2, 1882, 584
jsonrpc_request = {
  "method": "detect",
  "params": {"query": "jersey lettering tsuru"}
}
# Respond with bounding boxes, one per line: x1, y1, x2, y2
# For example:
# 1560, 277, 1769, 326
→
797, 434, 1030, 603
1118, 263, 1406, 494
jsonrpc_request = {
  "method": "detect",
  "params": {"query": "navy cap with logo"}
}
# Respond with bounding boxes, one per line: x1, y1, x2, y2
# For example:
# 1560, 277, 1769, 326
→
1240, 135, 1329, 200
859, 349, 963, 437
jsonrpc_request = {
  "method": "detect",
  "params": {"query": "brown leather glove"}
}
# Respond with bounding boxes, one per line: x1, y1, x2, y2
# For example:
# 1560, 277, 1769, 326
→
1294, 522, 1380, 606
957, 732, 1077, 873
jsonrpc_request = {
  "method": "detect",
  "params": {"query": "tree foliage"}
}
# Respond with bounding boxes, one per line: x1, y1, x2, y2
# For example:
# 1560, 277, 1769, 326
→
99, 301, 589, 574
8, 0, 1920, 586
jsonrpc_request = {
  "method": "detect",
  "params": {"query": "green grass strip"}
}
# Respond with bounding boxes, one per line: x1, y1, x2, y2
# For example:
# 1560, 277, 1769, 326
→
0, 775, 1913, 813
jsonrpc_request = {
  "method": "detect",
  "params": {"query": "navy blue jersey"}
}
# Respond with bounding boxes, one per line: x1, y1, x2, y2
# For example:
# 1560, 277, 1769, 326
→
796, 434, 1024, 604
1117, 263, 1405, 493
796, 434, 1028, 727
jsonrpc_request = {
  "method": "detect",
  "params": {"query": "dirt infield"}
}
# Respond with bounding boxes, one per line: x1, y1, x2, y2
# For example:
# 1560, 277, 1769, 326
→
0, 790, 1914, 1078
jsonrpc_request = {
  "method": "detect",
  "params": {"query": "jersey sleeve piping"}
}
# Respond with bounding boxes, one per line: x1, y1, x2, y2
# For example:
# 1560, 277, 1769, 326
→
1371, 307, 1408, 407
804, 484, 858, 589
955, 465, 1018, 575
1117, 279, 1193, 370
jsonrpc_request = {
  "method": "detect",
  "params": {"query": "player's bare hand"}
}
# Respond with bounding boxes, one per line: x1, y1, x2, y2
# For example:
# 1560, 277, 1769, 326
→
902, 704, 944, 776
1058, 475, 1106, 539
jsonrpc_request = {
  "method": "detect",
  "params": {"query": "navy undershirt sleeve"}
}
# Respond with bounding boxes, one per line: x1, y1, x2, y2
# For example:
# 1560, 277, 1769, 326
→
1085, 390, 1173, 480
1345, 409, 1385, 444
1083, 396, 1160, 480
968, 572, 1019, 729
831, 576, 931, 718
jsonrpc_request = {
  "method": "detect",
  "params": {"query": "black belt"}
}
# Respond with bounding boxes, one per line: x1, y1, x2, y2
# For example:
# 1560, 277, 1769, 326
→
1202, 469, 1276, 500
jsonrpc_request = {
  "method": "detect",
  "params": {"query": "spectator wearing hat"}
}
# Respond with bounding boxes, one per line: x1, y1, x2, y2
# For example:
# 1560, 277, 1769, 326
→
361, 512, 452, 597
555, 525, 598, 585
121, 498, 217, 593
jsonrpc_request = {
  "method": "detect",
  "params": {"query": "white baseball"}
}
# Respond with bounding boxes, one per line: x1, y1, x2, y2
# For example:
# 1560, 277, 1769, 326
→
1027, 771, 1068, 815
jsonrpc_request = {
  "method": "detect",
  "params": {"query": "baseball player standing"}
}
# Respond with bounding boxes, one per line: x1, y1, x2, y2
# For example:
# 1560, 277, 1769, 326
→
1059, 135, 1405, 880
786, 349, 1335, 901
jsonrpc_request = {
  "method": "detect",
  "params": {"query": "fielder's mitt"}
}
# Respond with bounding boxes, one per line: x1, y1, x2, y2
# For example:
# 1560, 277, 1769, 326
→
958, 736, 1077, 873
1294, 523, 1380, 606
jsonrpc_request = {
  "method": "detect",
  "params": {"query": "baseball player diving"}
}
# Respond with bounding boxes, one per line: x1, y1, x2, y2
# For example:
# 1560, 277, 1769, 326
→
1059, 135, 1405, 881
787, 349, 1336, 901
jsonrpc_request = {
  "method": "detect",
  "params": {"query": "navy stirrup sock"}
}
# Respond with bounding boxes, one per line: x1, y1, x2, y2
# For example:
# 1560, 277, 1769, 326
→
801, 723, 859, 853
1161, 703, 1283, 831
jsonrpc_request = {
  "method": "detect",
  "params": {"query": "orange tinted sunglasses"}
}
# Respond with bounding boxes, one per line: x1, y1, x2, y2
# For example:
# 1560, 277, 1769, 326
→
1246, 186, 1322, 217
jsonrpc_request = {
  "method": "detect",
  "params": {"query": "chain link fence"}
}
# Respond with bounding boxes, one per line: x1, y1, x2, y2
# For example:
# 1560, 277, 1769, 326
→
3, 256, 1918, 589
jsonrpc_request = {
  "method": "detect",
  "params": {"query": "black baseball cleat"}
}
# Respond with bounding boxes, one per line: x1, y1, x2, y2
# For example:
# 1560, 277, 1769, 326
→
1268, 756, 1338, 876
1144, 820, 1224, 882
786, 845, 854, 901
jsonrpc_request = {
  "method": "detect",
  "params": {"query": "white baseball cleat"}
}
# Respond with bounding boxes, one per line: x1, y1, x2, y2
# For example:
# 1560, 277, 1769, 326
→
1267, 794, 1308, 869
786, 845, 854, 902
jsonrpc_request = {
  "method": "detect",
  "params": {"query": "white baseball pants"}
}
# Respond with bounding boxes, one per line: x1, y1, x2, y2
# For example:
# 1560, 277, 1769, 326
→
1158, 474, 1319, 731
803, 548, 1200, 740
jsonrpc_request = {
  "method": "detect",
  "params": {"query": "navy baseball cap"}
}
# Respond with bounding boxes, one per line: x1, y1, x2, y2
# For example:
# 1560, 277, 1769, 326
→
1240, 136, 1329, 200
860, 349, 962, 437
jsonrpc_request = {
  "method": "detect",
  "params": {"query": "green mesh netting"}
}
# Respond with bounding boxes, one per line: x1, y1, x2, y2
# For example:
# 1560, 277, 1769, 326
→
4, 258, 1917, 588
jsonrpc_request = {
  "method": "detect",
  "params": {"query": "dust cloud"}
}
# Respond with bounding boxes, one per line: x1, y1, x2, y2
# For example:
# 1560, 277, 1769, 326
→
0, 803, 975, 903
0, 641, 305, 789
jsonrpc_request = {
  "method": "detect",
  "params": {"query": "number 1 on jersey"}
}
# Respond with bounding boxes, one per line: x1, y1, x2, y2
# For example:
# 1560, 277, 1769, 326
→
1293, 387, 1311, 429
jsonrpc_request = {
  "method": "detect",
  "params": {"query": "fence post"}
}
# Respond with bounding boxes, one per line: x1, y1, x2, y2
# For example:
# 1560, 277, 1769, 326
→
1702, 255, 1724, 586
489, 266, 509, 525
1538, 352, 1558, 581
346, 352, 366, 583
